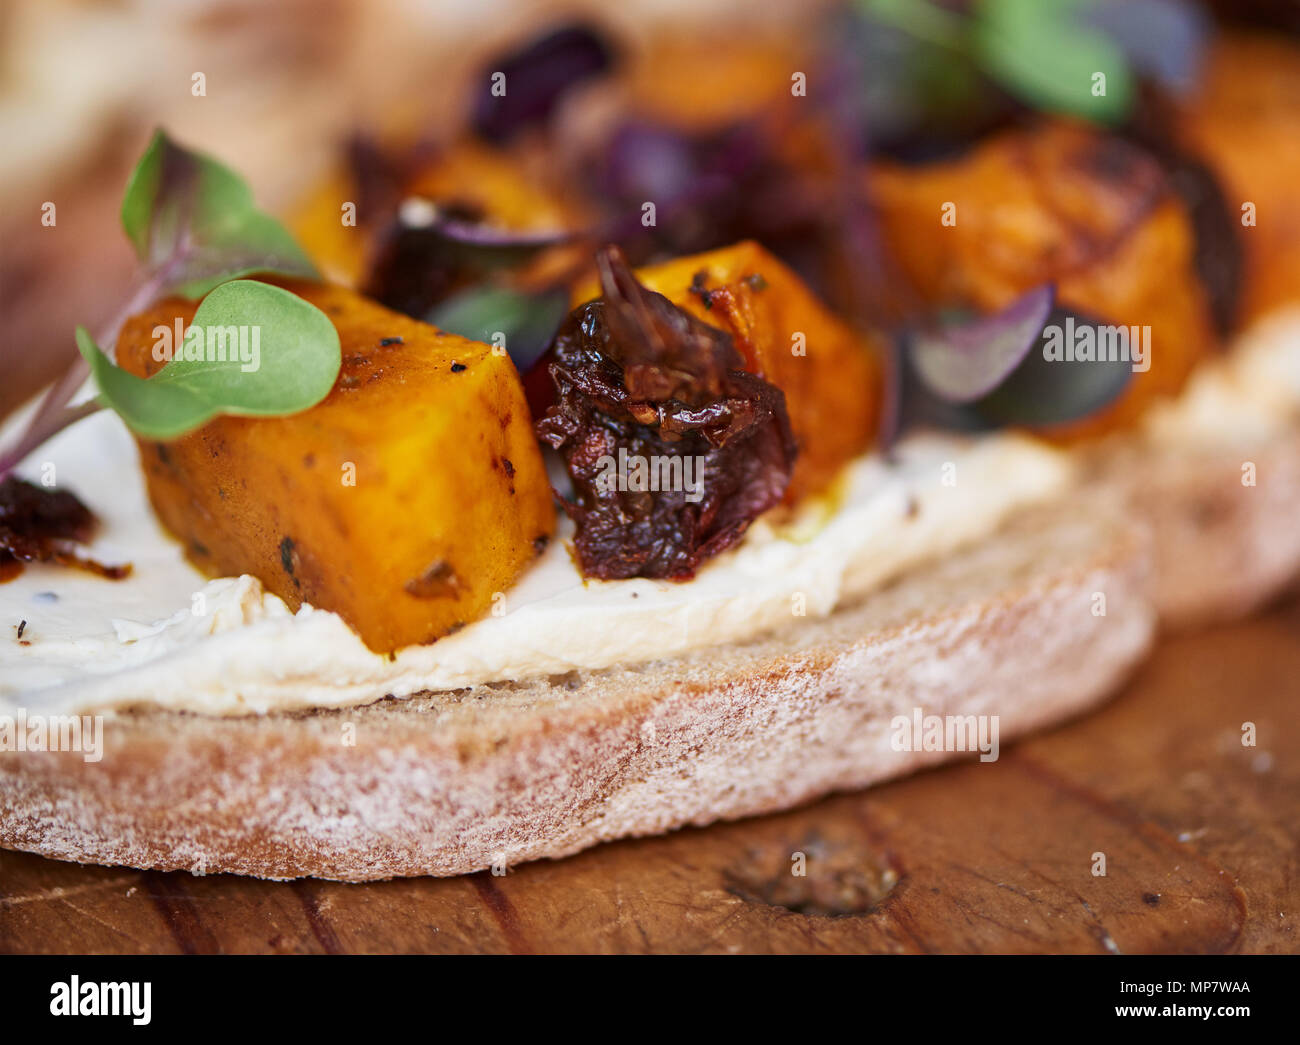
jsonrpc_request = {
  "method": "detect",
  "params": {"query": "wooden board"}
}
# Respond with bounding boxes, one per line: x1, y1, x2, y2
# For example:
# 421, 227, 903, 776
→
1, 598, 1297, 955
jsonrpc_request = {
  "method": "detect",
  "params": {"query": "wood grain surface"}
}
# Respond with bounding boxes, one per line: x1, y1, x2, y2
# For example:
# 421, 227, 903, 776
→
1, 597, 1296, 955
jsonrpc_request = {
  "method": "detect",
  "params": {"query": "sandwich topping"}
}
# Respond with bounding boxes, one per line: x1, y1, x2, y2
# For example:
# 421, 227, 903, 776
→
0, 407, 1071, 716
536, 247, 796, 580
0, 476, 129, 584
3, 9, 1298, 719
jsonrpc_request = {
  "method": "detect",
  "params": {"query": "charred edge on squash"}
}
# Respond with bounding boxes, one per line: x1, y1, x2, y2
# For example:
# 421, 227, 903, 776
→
279, 535, 300, 588
405, 559, 461, 599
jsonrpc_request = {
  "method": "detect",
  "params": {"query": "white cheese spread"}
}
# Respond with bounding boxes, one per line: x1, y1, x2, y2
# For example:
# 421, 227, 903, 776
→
0, 412, 1068, 716
5, 305, 1295, 719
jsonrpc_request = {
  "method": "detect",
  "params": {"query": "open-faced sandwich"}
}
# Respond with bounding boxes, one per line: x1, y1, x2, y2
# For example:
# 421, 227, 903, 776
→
2, 2, 1298, 880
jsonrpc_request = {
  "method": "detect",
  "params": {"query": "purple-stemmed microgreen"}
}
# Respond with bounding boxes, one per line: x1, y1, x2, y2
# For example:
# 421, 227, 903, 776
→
909, 284, 1057, 404
0, 130, 334, 478
855, 0, 1207, 129
885, 286, 1136, 441
76, 280, 340, 440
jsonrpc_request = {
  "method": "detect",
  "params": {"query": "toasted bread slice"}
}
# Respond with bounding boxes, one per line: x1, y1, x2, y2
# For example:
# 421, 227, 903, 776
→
1089, 429, 1300, 630
0, 497, 1152, 880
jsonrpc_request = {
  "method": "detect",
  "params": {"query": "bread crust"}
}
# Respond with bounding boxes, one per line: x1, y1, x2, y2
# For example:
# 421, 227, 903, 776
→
0, 501, 1153, 881
1088, 427, 1300, 630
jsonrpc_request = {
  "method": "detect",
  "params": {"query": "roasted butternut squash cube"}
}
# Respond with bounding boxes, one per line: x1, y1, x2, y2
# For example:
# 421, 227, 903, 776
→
622, 36, 810, 132
870, 121, 1217, 439
288, 140, 582, 290
1177, 31, 1300, 323
575, 242, 884, 502
288, 171, 372, 288
116, 280, 555, 653
402, 141, 579, 233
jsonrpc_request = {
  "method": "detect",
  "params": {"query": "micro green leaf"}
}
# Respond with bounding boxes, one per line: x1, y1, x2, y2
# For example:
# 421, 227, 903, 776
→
972, 0, 1135, 123
76, 281, 341, 441
859, 0, 966, 51
895, 301, 1136, 435
909, 284, 1055, 403
973, 306, 1134, 426
120, 129, 319, 299
0, 137, 332, 479
1081, 0, 1208, 96
76, 327, 207, 441
429, 284, 569, 372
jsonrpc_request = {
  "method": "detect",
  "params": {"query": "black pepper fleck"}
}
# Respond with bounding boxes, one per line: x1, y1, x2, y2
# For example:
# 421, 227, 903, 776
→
279, 536, 299, 587
16, 619, 26, 639
380, 336, 404, 346
405, 559, 460, 599
689, 269, 715, 309
450, 362, 467, 373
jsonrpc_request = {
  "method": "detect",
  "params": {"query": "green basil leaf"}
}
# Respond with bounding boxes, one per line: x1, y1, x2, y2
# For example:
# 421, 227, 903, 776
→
120, 130, 319, 300
77, 281, 341, 440
973, 0, 1135, 123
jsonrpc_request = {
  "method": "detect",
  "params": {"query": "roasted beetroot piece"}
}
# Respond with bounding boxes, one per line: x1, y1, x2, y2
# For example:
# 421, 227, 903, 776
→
535, 247, 795, 580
